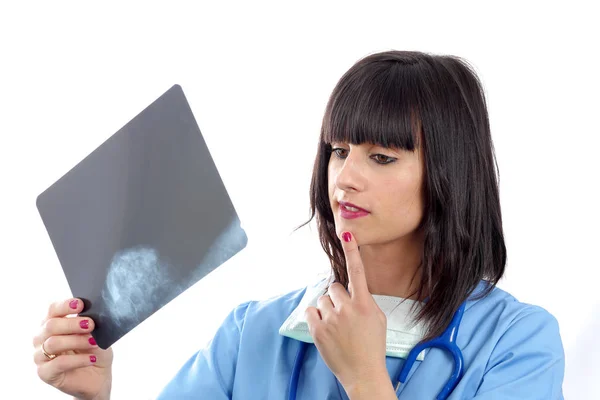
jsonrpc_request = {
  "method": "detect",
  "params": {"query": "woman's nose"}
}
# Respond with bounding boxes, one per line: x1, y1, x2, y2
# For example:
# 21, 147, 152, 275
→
334, 157, 366, 192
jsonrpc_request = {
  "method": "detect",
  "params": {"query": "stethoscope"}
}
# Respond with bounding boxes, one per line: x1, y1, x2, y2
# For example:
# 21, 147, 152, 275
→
288, 301, 466, 400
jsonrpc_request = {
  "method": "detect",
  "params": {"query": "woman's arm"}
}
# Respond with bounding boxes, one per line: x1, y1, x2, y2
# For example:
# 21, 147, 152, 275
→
155, 301, 251, 399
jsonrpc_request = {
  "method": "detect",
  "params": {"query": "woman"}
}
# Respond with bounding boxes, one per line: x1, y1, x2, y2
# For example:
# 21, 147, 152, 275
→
32, 50, 565, 399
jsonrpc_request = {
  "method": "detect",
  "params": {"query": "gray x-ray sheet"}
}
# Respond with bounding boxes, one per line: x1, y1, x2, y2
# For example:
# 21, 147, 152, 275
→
36, 84, 248, 349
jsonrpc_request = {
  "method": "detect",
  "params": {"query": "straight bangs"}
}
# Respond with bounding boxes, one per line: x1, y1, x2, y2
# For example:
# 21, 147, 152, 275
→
322, 62, 421, 151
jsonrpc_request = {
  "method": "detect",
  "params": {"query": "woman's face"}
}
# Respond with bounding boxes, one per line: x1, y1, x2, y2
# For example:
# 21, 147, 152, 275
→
327, 142, 425, 246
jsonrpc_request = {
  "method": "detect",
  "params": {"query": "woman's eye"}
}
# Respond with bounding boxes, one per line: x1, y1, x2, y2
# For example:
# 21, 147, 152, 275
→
371, 154, 396, 164
331, 148, 396, 164
332, 148, 349, 158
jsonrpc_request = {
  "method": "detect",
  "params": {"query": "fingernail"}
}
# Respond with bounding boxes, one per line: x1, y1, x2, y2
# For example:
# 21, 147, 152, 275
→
342, 232, 352, 242
88, 337, 97, 346
69, 299, 78, 309
90, 355, 97, 363
80, 320, 89, 329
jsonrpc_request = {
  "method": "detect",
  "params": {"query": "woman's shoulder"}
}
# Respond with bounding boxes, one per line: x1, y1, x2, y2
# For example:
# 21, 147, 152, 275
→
230, 278, 326, 334
453, 281, 565, 397
467, 281, 560, 331
463, 281, 564, 372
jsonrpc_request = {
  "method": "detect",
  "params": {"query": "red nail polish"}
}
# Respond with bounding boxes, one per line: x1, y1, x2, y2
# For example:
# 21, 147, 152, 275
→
89, 337, 97, 346
342, 232, 352, 242
69, 299, 78, 309
90, 355, 97, 363
80, 320, 89, 329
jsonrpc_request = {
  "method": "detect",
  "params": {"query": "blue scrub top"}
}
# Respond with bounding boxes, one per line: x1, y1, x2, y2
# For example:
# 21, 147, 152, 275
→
156, 280, 564, 399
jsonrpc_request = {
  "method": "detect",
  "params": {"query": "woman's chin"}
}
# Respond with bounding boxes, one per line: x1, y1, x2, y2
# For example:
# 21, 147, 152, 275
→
335, 226, 363, 243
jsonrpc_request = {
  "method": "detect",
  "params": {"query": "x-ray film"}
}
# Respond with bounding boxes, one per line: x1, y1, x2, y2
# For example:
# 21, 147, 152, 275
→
36, 84, 248, 349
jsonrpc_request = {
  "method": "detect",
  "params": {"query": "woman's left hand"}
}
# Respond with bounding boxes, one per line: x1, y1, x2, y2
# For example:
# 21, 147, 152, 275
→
305, 231, 391, 396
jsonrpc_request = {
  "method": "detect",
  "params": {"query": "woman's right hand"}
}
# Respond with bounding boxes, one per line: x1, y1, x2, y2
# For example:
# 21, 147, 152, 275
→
33, 298, 114, 400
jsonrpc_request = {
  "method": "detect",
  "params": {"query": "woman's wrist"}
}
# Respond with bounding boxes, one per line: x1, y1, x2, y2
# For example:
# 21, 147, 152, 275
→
73, 382, 111, 400
344, 372, 397, 400
73, 394, 110, 400
73, 395, 110, 400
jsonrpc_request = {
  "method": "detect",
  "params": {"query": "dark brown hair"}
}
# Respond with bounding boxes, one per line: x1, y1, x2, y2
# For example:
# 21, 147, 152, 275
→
300, 50, 506, 341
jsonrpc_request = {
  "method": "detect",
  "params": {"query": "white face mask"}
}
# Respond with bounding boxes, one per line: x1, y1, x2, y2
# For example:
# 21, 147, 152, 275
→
278, 279, 428, 360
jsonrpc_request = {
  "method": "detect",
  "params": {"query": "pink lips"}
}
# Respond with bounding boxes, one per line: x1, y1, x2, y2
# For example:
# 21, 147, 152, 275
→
339, 201, 370, 219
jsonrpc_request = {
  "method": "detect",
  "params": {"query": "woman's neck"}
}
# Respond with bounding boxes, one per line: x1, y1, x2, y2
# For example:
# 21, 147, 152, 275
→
358, 232, 424, 300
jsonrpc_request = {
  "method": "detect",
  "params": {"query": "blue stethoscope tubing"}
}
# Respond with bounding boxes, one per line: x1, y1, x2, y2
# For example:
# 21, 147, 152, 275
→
288, 301, 467, 400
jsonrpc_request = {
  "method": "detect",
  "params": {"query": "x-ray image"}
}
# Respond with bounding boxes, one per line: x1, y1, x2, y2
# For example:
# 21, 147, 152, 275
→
36, 85, 248, 349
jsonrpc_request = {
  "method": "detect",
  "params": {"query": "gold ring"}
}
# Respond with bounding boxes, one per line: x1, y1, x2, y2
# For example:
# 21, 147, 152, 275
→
41, 341, 57, 361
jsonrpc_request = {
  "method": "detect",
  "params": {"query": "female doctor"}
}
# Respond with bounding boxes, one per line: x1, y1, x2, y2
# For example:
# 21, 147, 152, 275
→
32, 50, 565, 399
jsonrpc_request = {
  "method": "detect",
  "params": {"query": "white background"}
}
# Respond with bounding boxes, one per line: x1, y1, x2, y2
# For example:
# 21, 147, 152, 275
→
1, 1, 598, 399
